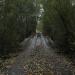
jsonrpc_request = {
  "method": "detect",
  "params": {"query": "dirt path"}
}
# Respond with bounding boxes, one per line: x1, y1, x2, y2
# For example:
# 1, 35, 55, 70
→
1, 34, 75, 75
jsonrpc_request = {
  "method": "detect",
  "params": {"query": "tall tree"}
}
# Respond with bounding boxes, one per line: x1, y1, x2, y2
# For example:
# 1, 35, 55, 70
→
0, 0, 37, 55
42, 0, 75, 51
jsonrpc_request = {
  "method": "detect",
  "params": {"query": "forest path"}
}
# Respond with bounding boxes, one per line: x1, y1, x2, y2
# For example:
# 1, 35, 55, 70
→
2, 33, 75, 75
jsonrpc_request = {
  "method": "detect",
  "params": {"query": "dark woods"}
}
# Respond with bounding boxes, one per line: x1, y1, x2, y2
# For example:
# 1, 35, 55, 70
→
0, 0, 37, 56
42, 0, 75, 55
0, 0, 75, 58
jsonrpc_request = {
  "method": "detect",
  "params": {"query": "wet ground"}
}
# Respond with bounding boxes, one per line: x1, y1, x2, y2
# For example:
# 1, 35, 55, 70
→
1, 34, 75, 75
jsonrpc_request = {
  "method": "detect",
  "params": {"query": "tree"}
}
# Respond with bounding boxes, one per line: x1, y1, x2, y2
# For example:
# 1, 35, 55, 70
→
42, 0, 75, 51
0, 0, 37, 56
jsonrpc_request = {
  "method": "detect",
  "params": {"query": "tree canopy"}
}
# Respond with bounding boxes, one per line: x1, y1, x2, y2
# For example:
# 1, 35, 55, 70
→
42, 0, 75, 52
0, 0, 37, 55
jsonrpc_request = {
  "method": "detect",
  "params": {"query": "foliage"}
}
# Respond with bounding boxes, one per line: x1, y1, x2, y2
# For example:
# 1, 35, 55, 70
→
0, 0, 37, 55
42, 0, 75, 51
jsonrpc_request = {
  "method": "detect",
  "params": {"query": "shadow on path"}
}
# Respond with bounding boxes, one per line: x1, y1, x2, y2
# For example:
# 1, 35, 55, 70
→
1, 33, 75, 75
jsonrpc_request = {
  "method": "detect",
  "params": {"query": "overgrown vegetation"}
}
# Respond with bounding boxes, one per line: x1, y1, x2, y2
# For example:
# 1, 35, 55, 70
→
42, 0, 75, 53
0, 0, 75, 58
0, 0, 37, 56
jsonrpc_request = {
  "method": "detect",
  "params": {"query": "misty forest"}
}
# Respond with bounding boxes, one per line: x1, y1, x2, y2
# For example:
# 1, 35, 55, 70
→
0, 0, 75, 75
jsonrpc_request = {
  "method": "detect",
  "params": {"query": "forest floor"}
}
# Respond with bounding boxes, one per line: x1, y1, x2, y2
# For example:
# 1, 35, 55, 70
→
0, 34, 75, 75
